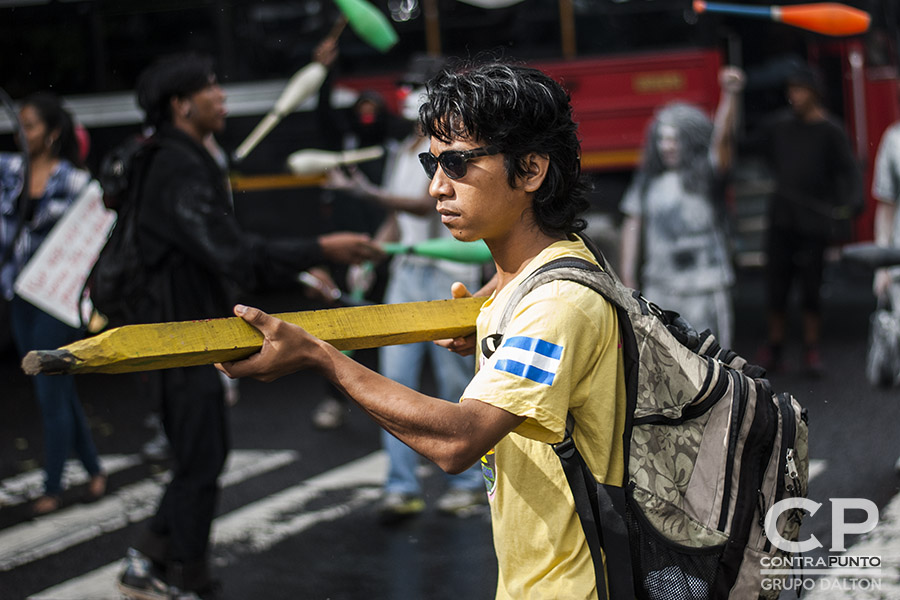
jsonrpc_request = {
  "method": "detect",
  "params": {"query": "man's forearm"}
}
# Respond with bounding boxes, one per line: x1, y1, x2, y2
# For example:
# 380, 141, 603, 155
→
367, 186, 434, 216
312, 341, 492, 472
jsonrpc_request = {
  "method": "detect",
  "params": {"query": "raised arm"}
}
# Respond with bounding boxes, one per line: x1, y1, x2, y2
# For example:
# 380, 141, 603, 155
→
710, 66, 746, 174
874, 201, 897, 297
618, 214, 641, 290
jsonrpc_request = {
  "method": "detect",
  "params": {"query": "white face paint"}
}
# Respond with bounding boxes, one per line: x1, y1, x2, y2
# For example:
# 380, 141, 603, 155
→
657, 123, 681, 170
402, 86, 426, 121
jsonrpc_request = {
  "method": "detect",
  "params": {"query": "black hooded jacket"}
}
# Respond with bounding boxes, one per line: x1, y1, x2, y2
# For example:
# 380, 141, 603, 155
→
136, 124, 324, 323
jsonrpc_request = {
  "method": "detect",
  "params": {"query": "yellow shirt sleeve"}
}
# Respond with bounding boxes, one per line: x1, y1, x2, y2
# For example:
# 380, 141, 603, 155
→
464, 280, 617, 444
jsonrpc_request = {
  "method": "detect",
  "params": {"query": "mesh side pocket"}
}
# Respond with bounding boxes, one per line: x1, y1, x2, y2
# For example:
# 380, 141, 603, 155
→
626, 497, 724, 600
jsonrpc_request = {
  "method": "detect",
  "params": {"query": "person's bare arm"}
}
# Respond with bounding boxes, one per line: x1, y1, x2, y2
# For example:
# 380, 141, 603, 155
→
874, 200, 897, 297
710, 66, 745, 174
619, 214, 641, 289
326, 167, 434, 216
373, 210, 400, 244
317, 232, 385, 264
217, 305, 523, 473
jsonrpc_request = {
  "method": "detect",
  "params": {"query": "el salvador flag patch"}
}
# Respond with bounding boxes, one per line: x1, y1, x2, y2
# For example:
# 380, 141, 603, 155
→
492, 335, 562, 386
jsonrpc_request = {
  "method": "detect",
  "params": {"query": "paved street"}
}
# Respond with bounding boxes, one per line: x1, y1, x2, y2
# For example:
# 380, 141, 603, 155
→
1, 259, 899, 600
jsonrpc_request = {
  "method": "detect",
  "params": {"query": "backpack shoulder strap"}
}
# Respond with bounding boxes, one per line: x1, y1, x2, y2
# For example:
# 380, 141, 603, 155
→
482, 254, 640, 358
482, 249, 638, 600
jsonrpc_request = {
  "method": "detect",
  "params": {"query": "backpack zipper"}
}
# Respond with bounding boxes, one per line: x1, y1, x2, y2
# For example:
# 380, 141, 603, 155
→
776, 393, 799, 497
762, 392, 800, 553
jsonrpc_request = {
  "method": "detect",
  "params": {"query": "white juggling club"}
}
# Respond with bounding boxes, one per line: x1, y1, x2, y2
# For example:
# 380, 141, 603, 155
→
233, 62, 329, 162
287, 146, 385, 175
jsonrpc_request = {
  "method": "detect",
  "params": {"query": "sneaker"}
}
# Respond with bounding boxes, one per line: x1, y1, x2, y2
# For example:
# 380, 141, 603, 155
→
436, 488, 487, 516
117, 548, 168, 600
377, 492, 425, 524
804, 347, 824, 378
312, 397, 345, 430
755, 344, 783, 374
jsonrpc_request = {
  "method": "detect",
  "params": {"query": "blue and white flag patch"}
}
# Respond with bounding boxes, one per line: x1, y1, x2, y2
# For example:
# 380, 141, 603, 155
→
492, 335, 563, 386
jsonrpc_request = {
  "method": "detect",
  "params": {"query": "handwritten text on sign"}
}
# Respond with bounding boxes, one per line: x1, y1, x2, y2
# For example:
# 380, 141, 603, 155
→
14, 181, 116, 328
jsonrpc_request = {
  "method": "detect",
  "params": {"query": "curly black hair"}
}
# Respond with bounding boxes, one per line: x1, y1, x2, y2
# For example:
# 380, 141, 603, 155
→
136, 52, 215, 129
419, 61, 589, 237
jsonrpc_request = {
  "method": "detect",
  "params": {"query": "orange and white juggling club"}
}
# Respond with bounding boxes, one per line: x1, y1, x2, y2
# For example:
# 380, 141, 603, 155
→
693, 1, 870, 37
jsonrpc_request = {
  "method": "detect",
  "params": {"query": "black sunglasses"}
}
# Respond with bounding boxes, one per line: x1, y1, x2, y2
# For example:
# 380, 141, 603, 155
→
418, 145, 500, 180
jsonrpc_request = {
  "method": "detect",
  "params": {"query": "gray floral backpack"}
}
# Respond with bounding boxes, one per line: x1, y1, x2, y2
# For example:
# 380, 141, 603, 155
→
485, 240, 809, 600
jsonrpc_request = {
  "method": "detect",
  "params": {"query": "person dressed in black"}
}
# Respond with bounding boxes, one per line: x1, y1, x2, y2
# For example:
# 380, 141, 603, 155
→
756, 64, 862, 376
116, 53, 382, 600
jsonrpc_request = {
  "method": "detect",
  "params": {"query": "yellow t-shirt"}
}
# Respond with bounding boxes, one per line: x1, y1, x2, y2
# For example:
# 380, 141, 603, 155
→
464, 237, 627, 600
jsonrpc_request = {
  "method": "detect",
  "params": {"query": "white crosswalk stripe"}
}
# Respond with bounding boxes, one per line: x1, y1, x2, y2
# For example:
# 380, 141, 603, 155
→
9, 454, 835, 599
0, 449, 298, 571
29, 451, 386, 600
808, 459, 826, 482
0, 454, 142, 508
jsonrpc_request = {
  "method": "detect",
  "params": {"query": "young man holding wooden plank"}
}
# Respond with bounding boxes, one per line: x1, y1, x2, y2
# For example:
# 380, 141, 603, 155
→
219, 61, 628, 599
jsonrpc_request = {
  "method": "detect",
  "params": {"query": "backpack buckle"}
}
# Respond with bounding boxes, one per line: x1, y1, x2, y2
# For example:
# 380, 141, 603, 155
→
481, 334, 503, 359
553, 435, 577, 459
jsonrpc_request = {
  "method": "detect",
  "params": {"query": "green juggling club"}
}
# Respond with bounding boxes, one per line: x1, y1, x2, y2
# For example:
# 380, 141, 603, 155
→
382, 238, 493, 264
333, 0, 398, 52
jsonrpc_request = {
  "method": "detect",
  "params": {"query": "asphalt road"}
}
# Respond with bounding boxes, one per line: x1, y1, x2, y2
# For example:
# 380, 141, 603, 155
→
2, 260, 899, 600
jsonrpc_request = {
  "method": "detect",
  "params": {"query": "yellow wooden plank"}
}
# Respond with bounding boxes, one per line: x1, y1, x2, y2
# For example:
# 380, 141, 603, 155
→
580, 149, 641, 170
229, 173, 325, 192
22, 297, 486, 376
